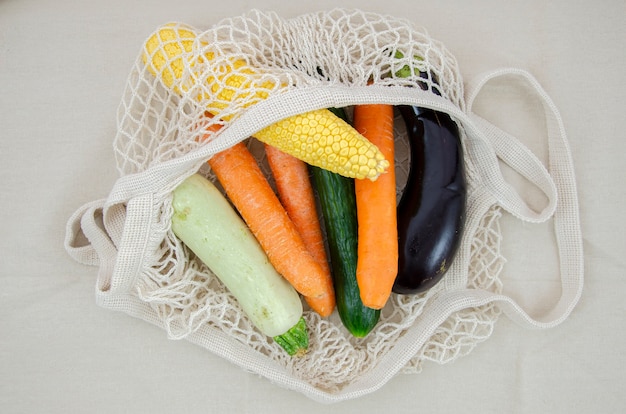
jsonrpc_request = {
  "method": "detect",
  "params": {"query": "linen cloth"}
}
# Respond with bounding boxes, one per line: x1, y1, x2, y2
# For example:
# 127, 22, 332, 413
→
1, 0, 624, 412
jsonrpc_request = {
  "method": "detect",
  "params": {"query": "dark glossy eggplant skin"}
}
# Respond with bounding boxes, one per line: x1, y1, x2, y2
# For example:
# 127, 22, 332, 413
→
392, 105, 467, 294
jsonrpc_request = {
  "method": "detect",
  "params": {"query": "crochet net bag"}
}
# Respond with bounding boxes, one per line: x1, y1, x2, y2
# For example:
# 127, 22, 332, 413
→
65, 9, 583, 403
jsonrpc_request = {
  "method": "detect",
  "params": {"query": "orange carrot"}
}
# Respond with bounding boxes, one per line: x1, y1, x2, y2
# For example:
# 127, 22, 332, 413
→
204, 131, 332, 314
264, 144, 335, 317
353, 104, 398, 309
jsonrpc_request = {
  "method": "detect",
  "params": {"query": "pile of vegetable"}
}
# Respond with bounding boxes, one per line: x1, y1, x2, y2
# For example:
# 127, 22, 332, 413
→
145, 24, 466, 356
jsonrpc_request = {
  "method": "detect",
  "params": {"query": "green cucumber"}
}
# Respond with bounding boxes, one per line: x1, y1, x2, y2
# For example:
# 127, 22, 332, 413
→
310, 108, 381, 338
171, 173, 308, 355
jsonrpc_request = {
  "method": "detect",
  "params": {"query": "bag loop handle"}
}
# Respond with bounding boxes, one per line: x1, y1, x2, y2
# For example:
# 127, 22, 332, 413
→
461, 67, 584, 328
462, 68, 559, 223
64, 199, 117, 292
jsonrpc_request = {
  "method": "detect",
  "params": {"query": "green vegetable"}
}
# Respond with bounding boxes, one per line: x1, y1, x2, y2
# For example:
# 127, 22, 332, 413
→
309, 108, 381, 337
272, 317, 309, 356
171, 173, 308, 356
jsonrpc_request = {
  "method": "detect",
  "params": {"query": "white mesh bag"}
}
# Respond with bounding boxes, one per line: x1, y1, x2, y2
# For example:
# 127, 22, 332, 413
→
64, 9, 583, 403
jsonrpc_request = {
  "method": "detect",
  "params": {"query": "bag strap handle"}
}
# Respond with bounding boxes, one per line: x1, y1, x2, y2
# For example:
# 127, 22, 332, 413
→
466, 113, 558, 223
462, 68, 584, 328
463, 68, 560, 223
64, 198, 117, 292
64, 193, 155, 294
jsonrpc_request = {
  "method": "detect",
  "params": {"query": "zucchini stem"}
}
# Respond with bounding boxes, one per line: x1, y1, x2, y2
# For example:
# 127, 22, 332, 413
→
272, 317, 309, 357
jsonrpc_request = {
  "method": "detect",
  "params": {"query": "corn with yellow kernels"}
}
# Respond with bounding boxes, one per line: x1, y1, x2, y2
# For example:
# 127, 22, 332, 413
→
142, 23, 389, 180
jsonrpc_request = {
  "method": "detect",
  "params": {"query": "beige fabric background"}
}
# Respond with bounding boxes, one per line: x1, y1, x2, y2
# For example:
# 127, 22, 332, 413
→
1, 0, 624, 412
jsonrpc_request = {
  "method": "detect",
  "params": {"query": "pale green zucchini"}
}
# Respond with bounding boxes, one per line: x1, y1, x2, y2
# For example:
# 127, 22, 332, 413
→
171, 173, 308, 355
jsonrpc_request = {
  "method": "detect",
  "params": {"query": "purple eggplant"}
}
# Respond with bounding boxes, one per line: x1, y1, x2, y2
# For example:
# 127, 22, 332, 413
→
392, 104, 466, 294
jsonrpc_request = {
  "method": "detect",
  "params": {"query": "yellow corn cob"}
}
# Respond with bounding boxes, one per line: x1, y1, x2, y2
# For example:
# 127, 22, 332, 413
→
141, 23, 389, 180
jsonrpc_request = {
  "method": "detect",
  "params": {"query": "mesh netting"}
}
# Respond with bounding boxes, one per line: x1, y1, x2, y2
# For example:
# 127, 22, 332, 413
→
114, 9, 464, 177
112, 9, 505, 394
